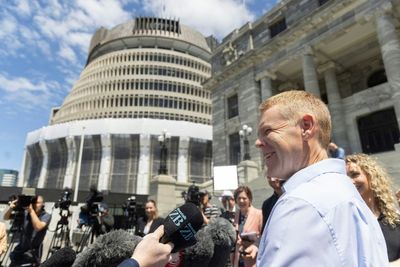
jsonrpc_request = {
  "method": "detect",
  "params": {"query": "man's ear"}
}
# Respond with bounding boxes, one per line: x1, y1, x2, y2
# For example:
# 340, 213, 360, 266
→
300, 114, 315, 141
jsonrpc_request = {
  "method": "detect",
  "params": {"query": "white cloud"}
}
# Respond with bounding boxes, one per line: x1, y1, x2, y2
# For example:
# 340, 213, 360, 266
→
143, 0, 255, 38
58, 44, 78, 64
0, 73, 62, 111
0, 14, 18, 38
15, 0, 32, 17
76, 0, 131, 28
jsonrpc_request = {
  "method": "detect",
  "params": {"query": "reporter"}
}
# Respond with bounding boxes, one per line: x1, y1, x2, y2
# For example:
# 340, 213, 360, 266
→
135, 200, 164, 237
232, 186, 262, 267
118, 226, 173, 267
3, 195, 51, 266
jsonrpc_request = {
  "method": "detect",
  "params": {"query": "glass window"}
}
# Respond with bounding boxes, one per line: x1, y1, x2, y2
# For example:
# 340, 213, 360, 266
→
269, 18, 287, 38
357, 107, 400, 154
229, 133, 241, 165
227, 94, 239, 118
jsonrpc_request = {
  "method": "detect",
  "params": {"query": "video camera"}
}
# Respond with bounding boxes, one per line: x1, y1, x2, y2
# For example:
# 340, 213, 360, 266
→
82, 186, 104, 217
13, 194, 35, 211
185, 183, 206, 207
122, 196, 137, 216
55, 188, 72, 210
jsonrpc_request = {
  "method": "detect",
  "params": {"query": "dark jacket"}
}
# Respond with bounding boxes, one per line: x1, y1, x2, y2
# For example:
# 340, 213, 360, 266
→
135, 217, 164, 237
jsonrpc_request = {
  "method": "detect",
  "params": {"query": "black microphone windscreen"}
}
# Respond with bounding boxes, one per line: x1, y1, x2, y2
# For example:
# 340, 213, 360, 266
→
72, 230, 142, 267
161, 202, 204, 252
41, 246, 76, 267
207, 217, 236, 267
182, 226, 214, 267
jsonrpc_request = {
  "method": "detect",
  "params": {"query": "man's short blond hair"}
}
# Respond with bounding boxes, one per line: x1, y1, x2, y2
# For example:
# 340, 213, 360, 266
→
259, 90, 332, 149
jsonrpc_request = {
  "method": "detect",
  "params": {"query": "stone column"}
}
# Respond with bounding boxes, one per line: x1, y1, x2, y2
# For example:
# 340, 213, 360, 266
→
376, 12, 400, 126
177, 137, 189, 183
98, 134, 111, 191
18, 148, 29, 187
63, 136, 77, 189
320, 62, 350, 151
37, 139, 48, 188
149, 174, 177, 217
137, 134, 151, 194
302, 47, 321, 98
256, 70, 276, 103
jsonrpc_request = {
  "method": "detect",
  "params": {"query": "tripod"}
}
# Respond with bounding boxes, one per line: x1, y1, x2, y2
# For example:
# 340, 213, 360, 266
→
75, 218, 97, 253
0, 211, 24, 267
46, 209, 71, 259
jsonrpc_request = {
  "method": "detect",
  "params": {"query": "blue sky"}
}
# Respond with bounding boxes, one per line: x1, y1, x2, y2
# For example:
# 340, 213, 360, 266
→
0, 0, 278, 171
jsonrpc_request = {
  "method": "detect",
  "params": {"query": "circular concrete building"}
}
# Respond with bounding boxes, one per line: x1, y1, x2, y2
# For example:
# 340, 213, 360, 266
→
20, 17, 213, 195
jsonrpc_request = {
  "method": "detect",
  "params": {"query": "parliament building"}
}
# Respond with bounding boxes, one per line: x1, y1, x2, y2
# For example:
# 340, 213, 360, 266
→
19, 18, 213, 195
18, 0, 400, 199
205, 0, 400, 190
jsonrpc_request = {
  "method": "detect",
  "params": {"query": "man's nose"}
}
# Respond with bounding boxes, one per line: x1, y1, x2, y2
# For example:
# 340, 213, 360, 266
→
255, 138, 264, 148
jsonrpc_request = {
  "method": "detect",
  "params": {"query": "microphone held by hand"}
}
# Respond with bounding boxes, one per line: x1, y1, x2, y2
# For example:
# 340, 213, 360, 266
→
160, 202, 204, 253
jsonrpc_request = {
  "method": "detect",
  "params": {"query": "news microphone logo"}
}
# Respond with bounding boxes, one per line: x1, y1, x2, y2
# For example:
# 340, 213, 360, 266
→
168, 208, 196, 241
161, 203, 203, 252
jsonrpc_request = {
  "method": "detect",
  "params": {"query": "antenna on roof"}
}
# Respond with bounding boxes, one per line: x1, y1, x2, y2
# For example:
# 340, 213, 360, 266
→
162, 0, 166, 18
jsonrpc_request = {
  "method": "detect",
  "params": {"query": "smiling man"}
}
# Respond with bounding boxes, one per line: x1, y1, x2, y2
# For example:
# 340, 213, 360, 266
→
255, 90, 388, 266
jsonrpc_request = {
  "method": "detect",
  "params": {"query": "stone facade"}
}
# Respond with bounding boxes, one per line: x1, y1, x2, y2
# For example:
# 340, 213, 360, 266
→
205, 0, 400, 200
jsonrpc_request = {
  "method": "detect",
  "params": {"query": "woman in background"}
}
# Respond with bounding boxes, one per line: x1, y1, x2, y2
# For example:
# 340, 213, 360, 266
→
346, 153, 400, 265
135, 199, 164, 237
232, 186, 262, 267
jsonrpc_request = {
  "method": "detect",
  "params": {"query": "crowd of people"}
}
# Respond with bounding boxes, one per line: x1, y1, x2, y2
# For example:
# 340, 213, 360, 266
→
1, 89, 400, 267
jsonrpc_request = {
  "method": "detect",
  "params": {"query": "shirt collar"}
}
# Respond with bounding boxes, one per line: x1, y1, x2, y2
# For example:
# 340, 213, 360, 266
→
282, 159, 346, 193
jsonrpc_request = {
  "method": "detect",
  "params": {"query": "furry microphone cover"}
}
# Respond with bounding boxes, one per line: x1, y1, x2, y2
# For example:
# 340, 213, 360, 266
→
181, 217, 236, 267
181, 225, 214, 267
72, 230, 142, 267
207, 217, 236, 267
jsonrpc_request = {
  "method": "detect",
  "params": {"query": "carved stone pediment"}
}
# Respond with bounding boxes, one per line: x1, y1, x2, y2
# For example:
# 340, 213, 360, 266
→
222, 41, 238, 66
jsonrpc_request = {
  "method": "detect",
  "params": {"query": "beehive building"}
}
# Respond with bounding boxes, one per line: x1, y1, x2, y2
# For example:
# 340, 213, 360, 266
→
19, 17, 213, 194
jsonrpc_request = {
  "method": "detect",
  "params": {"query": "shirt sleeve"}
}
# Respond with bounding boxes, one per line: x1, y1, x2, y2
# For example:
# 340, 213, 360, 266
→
117, 258, 140, 267
41, 212, 52, 226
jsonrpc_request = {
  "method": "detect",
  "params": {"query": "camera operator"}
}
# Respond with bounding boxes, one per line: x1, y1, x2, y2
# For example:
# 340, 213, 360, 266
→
93, 203, 114, 236
3, 195, 52, 266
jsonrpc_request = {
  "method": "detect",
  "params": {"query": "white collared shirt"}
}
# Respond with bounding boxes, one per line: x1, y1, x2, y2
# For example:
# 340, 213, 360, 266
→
257, 159, 388, 267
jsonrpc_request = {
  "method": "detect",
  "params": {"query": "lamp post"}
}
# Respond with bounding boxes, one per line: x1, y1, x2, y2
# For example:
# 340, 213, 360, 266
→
239, 124, 252, 160
73, 126, 85, 202
158, 129, 171, 175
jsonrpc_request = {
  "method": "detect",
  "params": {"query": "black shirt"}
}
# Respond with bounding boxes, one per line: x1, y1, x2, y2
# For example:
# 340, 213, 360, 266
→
378, 215, 400, 261
135, 217, 164, 237
261, 192, 279, 235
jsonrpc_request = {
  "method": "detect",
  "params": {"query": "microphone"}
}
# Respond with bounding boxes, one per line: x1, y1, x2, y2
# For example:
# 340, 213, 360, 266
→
207, 217, 236, 267
160, 202, 204, 253
41, 246, 76, 267
182, 217, 236, 267
72, 230, 142, 267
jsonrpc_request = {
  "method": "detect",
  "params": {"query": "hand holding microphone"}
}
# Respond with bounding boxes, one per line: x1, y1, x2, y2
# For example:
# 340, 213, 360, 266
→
132, 226, 174, 267
126, 203, 204, 267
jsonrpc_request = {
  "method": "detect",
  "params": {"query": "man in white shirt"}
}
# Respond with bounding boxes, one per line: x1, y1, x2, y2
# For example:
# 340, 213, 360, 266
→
254, 90, 388, 266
